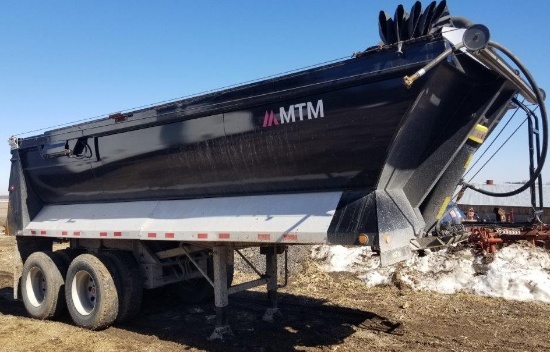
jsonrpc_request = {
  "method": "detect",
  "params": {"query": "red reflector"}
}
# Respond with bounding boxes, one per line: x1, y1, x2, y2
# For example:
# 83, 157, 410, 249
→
165, 233, 175, 239
148, 233, 157, 238
31, 230, 36, 235
114, 232, 122, 237
100, 232, 108, 237
258, 233, 270, 241
198, 233, 208, 239
62, 231, 68, 236
73, 231, 80, 236
109, 112, 126, 123
218, 233, 230, 240
40, 230, 46, 235
283, 233, 298, 241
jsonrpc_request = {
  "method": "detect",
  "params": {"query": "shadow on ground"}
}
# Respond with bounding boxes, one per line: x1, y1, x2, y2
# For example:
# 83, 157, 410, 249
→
0, 277, 400, 351
127, 288, 398, 351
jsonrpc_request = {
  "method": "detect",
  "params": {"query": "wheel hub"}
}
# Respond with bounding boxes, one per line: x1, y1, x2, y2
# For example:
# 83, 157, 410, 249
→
26, 266, 46, 307
72, 270, 96, 315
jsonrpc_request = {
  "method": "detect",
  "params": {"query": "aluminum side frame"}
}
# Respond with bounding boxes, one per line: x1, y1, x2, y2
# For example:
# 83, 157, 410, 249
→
24, 192, 342, 244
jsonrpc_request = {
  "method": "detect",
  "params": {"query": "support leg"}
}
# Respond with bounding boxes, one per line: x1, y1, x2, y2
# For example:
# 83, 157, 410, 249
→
208, 246, 233, 340
263, 246, 282, 323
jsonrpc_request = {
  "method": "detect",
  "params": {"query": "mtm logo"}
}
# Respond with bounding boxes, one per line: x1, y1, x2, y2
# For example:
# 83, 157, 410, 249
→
263, 99, 324, 127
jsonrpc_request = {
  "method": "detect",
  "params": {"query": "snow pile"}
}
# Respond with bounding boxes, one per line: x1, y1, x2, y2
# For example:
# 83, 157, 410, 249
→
311, 244, 550, 302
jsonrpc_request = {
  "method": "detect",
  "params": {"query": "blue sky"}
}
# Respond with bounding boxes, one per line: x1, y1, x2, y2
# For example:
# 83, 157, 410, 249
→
1, 1, 549, 194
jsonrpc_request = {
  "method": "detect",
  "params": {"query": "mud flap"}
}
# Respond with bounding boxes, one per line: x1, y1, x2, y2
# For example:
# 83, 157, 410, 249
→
375, 190, 421, 267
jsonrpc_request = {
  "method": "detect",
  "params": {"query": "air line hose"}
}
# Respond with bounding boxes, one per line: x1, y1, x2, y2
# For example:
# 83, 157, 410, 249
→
462, 41, 547, 197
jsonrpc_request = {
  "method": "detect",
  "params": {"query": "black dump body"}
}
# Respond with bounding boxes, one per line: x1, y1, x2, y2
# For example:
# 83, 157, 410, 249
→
11, 38, 513, 204
7, 2, 521, 264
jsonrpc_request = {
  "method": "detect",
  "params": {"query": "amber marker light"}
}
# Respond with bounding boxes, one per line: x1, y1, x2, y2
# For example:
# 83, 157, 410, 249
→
358, 233, 368, 245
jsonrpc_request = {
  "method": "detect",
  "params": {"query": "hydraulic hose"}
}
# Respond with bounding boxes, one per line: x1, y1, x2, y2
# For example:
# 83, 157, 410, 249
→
462, 41, 547, 197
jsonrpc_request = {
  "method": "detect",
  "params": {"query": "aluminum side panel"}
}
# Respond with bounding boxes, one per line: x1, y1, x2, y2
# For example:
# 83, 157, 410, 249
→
24, 192, 342, 243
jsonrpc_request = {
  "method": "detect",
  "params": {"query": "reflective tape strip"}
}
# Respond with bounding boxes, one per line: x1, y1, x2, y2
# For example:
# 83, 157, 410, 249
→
464, 153, 474, 169
19, 227, 323, 243
436, 196, 451, 220
258, 233, 270, 241
283, 233, 298, 241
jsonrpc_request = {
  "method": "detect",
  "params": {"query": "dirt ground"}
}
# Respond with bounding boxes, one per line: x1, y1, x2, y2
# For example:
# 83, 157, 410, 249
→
0, 201, 7, 228
0, 203, 549, 351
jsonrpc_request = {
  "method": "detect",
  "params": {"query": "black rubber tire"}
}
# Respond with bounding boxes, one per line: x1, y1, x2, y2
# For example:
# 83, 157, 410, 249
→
21, 251, 68, 319
65, 254, 119, 330
101, 251, 143, 322
173, 260, 234, 304
55, 248, 82, 268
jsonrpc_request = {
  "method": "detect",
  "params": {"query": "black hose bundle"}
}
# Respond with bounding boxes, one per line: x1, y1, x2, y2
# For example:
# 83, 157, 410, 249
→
462, 42, 547, 197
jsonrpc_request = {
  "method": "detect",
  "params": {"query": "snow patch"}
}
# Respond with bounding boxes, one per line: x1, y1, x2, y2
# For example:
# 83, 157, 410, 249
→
311, 244, 550, 303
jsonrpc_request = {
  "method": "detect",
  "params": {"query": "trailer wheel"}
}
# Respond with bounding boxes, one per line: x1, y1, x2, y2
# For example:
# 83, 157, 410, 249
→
65, 254, 119, 330
55, 248, 82, 268
174, 261, 234, 304
101, 251, 143, 322
21, 251, 68, 319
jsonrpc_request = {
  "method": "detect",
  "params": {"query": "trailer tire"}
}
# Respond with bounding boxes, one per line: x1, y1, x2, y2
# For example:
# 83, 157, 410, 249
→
21, 251, 68, 319
55, 248, 82, 268
101, 251, 143, 322
65, 254, 119, 330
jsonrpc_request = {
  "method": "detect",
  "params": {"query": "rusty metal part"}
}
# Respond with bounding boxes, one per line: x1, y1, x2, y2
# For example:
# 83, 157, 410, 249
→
467, 224, 550, 253
468, 228, 502, 254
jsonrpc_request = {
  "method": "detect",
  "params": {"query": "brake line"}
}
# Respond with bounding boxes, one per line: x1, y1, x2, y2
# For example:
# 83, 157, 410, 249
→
466, 100, 540, 183
461, 41, 547, 197
466, 116, 528, 182
463, 101, 523, 178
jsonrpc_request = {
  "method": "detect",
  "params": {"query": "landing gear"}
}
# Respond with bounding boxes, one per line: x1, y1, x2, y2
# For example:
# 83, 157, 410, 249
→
209, 246, 233, 340
173, 254, 234, 304
208, 245, 285, 340
262, 246, 282, 323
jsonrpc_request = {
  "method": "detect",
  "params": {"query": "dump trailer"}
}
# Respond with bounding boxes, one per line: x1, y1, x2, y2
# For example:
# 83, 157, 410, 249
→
6, 1, 547, 338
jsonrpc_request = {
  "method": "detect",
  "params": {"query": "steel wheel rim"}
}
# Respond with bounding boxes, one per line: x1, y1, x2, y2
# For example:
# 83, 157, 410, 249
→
72, 270, 96, 315
26, 266, 46, 307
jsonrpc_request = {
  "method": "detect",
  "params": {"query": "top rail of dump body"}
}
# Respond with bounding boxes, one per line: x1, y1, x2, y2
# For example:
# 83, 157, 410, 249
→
11, 27, 537, 150
11, 37, 449, 148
